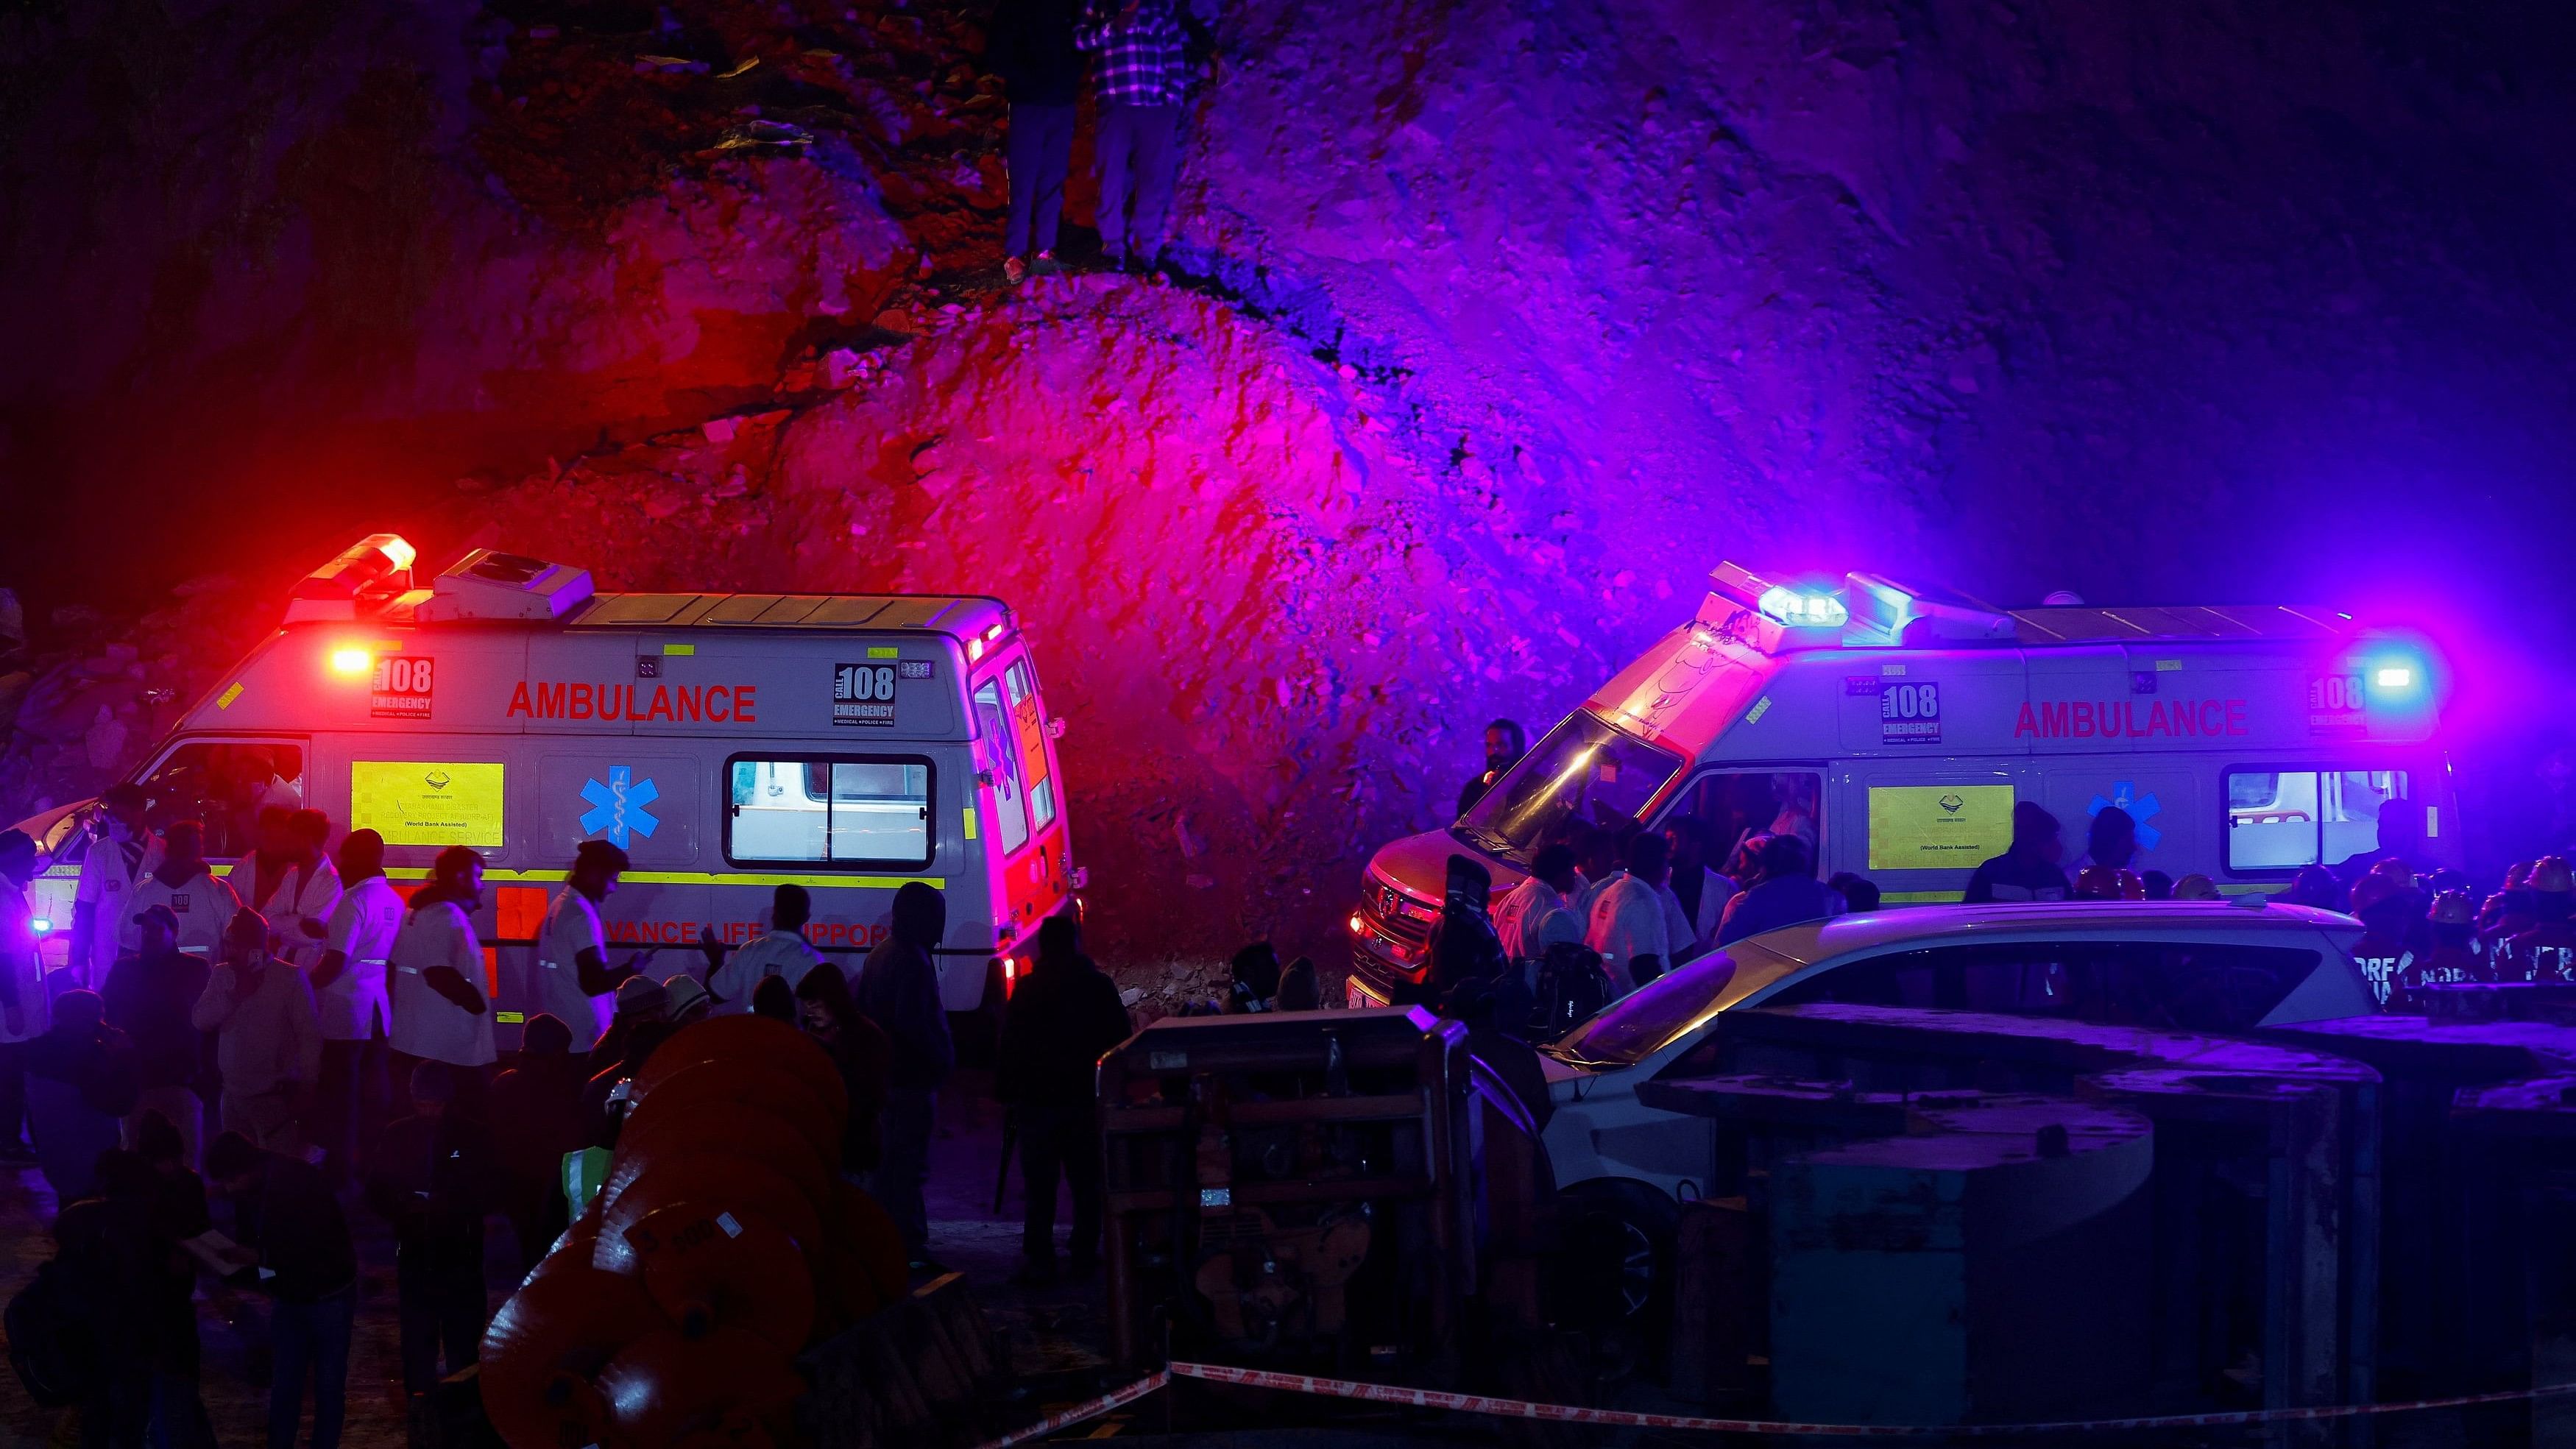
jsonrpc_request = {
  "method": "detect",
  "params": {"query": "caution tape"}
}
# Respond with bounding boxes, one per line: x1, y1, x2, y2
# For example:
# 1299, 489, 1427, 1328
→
1167, 1361, 2576, 1438
970, 1369, 1170, 1449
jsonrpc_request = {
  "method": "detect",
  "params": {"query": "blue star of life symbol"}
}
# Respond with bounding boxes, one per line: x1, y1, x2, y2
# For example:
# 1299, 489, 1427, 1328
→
579, 767, 660, 848
2087, 780, 2163, 851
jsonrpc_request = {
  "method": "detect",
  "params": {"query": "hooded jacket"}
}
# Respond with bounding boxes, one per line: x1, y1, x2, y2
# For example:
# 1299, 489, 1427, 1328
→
996, 940, 1129, 1106
854, 882, 954, 1091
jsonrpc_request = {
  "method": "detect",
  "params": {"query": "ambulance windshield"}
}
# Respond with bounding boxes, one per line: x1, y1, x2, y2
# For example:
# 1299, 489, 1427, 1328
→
1455, 711, 1684, 862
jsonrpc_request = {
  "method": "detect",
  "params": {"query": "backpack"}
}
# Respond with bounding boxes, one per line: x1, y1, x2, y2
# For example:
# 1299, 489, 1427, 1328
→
1531, 943, 1612, 1041
6, 1259, 99, 1407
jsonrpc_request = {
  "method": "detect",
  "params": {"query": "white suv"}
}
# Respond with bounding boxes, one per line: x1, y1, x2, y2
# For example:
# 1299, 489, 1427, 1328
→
1526, 900, 2376, 1320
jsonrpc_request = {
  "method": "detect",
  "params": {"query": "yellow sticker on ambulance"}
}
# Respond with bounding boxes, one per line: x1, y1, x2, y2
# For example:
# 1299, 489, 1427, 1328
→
351, 762, 507, 846
1867, 784, 2015, 872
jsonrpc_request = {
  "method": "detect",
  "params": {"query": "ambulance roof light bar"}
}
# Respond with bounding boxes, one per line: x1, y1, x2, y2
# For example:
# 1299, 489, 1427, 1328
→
1843, 571, 2017, 648
414, 548, 596, 623
1701, 562, 1847, 653
283, 534, 420, 623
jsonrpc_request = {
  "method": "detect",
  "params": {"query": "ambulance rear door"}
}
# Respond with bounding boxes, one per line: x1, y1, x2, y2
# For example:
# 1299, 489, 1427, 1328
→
967, 645, 1073, 967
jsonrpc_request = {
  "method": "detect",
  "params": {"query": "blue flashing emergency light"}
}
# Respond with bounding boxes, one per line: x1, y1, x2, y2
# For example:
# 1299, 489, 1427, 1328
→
2373, 665, 2414, 690
1758, 585, 1849, 629
29, 918, 49, 935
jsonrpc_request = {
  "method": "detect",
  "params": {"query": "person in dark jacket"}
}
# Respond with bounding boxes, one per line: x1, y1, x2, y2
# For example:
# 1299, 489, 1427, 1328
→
364, 1062, 495, 1397
1961, 802, 2073, 904
102, 904, 211, 1169
986, 0, 1082, 282
486, 1013, 590, 1269
53, 1149, 158, 1448
1716, 835, 1842, 946
25, 988, 140, 1205
578, 979, 674, 1149
1225, 940, 1281, 1013
793, 966, 894, 1173
1423, 854, 1507, 1003
132, 1113, 215, 1449
750, 974, 797, 1023
1275, 956, 1319, 1012
995, 915, 1130, 1280
206, 1131, 358, 1449
852, 881, 954, 1265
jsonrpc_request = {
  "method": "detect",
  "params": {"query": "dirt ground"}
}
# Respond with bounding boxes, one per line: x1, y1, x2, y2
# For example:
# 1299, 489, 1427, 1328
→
0, 1067, 1122, 1449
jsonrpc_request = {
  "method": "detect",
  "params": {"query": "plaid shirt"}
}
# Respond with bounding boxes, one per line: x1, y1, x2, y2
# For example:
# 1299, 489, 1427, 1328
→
1076, 1, 1187, 107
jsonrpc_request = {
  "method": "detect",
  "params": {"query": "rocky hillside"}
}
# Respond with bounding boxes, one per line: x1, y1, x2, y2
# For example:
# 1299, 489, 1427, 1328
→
5, 0, 2574, 961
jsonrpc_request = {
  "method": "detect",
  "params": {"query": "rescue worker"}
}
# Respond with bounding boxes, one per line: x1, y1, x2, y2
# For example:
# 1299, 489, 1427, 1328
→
388, 847, 497, 1078
2171, 874, 2222, 901
71, 782, 160, 992
2073, 806, 2138, 876
1716, 834, 1842, 946
102, 904, 210, 1168
364, 1061, 495, 1399
1962, 803, 2071, 903
311, 829, 400, 1182
707, 883, 825, 1012
662, 973, 711, 1028
1494, 843, 1585, 965
2480, 862, 2536, 950
1573, 821, 1632, 919
1827, 871, 1882, 913
1663, 817, 1738, 950
2282, 865, 2346, 912
2347, 873, 2416, 1006
0, 829, 49, 1163
1457, 719, 1529, 816
995, 914, 1129, 1283
252, 809, 342, 974
2411, 889, 2486, 995
191, 908, 322, 1152
853, 881, 953, 1268
1586, 833, 1678, 994
534, 842, 641, 1052
2505, 855, 2576, 984
131, 821, 243, 960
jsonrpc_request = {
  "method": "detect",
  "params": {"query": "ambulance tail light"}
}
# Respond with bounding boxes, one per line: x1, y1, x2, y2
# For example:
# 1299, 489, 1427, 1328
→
328, 647, 373, 677
1002, 955, 1020, 996
284, 534, 418, 623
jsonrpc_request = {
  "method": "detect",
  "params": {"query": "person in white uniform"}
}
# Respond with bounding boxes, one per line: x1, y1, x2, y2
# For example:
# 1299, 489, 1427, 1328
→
533, 842, 641, 1052
707, 884, 826, 1013
1493, 843, 1586, 965
1585, 832, 1682, 997
71, 783, 160, 991
312, 829, 401, 1180
130, 821, 244, 960
389, 847, 496, 1074
250, 809, 342, 972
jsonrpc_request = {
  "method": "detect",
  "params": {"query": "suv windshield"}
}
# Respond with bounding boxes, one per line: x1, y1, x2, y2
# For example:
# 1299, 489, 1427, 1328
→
1456, 712, 1685, 861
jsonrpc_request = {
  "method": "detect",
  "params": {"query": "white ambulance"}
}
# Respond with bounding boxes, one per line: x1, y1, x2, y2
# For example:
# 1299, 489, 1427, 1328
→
1348, 562, 2456, 1003
19, 536, 1080, 1037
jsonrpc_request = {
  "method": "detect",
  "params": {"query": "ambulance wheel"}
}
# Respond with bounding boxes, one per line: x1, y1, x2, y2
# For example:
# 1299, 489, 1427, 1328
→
1560, 1179, 1676, 1344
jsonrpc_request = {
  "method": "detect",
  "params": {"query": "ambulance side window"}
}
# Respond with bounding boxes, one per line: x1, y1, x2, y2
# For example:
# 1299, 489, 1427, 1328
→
138, 741, 305, 860
2225, 769, 2408, 873
971, 679, 1030, 854
1663, 770, 1823, 876
1004, 659, 1056, 832
724, 756, 933, 868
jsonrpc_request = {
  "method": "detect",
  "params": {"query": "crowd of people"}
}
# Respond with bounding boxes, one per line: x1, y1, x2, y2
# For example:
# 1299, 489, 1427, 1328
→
985, 0, 1197, 282
0, 801, 991, 1449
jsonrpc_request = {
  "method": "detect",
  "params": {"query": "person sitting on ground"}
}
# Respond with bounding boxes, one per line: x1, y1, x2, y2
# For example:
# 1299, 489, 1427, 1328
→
995, 915, 1130, 1282
1962, 802, 2072, 904
793, 965, 892, 1175
1718, 834, 1841, 946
